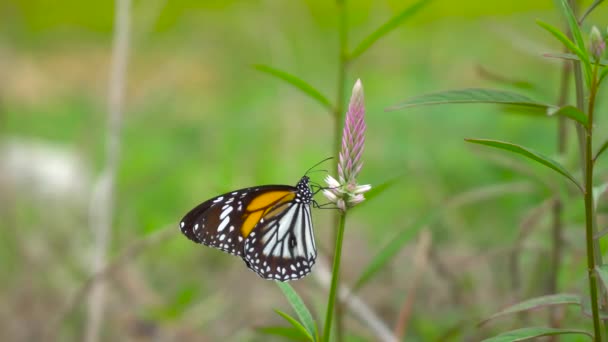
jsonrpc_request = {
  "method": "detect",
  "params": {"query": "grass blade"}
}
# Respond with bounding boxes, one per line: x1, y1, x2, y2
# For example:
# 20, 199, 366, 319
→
465, 139, 583, 193
349, 0, 431, 60
257, 326, 309, 341
277, 282, 318, 341
386, 88, 552, 111
479, 294, 581, 326
481, 327, 592, 342
547, 105, 588, 127
254, 64, 332, 110
274, 309, 314, 341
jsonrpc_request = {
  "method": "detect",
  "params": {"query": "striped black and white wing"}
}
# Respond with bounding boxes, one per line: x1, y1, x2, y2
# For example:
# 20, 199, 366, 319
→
243, 202, 317, 281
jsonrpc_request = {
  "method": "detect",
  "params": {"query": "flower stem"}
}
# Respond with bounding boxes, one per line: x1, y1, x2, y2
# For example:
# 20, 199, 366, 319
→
332, 1, 349, 341
583, 63, 603, 341
323, 212, 347, 342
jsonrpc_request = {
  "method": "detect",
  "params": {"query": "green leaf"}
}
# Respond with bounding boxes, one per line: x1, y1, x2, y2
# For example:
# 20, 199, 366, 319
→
274, 309, 314, 341
547, 105, 588, 127
257, 326, 309, 341
536, 20, 591, 85
594, 138, 608, 162
353, 211, 438, 291
479, 294, 581, 326
349, 0, 430, 60
543, 52, 608, 66
596, 265, 608, 292
276, 282, 318, 341
557, 0, 586, 56
465, 139, 583, 193
253, 64, 332, 110
481, 327, 592, 342
386, 88, 553, 111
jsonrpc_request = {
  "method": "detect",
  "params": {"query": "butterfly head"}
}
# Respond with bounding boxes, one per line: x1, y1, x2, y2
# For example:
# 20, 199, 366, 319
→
295, 176, 313, 204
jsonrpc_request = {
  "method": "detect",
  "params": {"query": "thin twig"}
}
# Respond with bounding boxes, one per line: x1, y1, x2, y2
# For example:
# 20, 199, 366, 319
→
84, 1, 131, 341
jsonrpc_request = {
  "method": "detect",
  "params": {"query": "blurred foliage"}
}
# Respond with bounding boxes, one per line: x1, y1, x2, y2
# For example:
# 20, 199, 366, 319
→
1, 0, 608, 341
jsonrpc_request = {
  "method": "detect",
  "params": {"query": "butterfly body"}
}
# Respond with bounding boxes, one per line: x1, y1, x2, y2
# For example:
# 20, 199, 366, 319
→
180, 176, 317, 281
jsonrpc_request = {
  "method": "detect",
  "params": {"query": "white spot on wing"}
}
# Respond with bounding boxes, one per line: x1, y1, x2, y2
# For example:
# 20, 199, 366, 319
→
217, 217, 230, 232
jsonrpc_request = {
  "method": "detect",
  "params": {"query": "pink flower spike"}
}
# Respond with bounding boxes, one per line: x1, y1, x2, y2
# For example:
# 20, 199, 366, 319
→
323, 79, 371, 211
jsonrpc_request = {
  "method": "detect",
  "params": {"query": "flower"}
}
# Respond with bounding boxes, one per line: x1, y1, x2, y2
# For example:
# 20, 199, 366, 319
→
324, 79, 371, 211
590, 26, 605, 61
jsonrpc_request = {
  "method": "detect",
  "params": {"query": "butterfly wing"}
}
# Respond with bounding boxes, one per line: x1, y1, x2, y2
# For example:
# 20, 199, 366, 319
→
243, 201, 317, 281
179, 185, 299, 258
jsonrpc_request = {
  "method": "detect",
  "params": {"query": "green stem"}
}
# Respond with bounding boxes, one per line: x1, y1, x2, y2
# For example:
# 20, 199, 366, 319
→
332, 1, 348, 341
583, 63, 602, 341
323, 212, 347, 342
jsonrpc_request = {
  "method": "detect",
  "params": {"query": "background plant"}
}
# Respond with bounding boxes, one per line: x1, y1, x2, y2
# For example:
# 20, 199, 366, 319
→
2, 0, 608, 341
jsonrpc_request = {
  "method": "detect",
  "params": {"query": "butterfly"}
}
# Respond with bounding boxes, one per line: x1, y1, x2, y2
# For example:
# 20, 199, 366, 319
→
179, 173, 321, 281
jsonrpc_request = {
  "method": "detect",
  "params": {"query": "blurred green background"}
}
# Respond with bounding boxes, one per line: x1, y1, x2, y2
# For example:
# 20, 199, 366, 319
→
1, 0, 608, 341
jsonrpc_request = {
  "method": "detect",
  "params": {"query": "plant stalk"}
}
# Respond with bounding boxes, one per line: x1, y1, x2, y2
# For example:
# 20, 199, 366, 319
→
583, 63, 602, 341
323, 212, 347, 342
332, 1, 349, 341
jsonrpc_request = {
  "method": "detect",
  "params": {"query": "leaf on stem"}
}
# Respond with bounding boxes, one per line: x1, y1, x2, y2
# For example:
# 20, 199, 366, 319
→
465, 139, 583, 193
386, 88, 553, 111
557, 0, 586, 54
543, 52, 608, 66
256, 326, 310, 341
274, 309, 315, 342
478, 294, 581, 326
481, 327, 592, 342
276, 282, 319, 341
536, 20, 591, 85
349, 0, 431, 60
594, 138, 608, 162
547, 105, 588, 127
253, 64, 332, 110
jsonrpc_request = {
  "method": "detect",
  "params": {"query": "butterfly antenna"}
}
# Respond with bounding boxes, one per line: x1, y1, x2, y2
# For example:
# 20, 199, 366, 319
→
304, 157, 333, 176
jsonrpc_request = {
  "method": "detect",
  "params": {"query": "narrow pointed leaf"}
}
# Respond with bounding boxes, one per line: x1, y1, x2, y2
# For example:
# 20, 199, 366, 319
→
254, 64, 332, 110
274, 309, 314, 341
277, 282, 318, 340
387, 88, 553, 111
349, 0, 430, 60
536, 20, 591, 85
257, 326, 310, 341
465, 139, 583, 193
481, 327, 592, 342
547, 105, 588, 127
557, 0, 586, 55
479, 294, 581, 326
594, 138, 608, 162
543, 52, 608, 66
536, 21, 586, 63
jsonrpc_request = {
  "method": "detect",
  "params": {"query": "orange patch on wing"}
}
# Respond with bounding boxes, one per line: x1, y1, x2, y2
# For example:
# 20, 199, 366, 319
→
247, 191, 295, 211
240, 191, 295, 237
